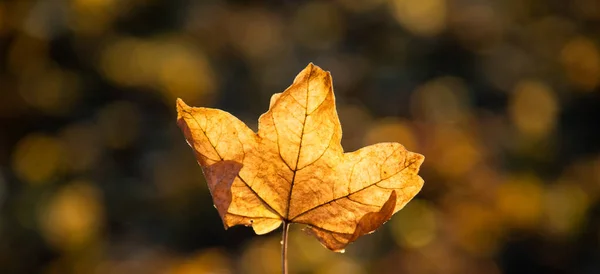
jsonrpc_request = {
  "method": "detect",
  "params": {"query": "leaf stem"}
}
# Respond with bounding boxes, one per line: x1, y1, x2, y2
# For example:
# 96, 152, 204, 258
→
282, 220, 290, 274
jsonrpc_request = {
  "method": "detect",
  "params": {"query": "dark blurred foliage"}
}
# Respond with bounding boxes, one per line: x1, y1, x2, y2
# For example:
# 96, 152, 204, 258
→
1, 0, 600, 273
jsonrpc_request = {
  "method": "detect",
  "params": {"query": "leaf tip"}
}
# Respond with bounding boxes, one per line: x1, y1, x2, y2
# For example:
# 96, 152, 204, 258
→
415, 151, 425, 162
176, 98, 189, 112
304, 62, 329, 74
295, 63, 333, 87
408, 151, 426, 170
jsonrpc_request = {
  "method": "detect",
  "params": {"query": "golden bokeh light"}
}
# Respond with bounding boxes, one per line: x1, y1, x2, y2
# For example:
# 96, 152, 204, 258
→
8, 34, 81, 115
168, 249, 233, 274
396, 243, 458, 274
1, 0, 598, 272
447, 202, 504, 256
495, 174, 543, 229
12, 133, 65, 185
509, 80, 558, 138
559, 157, 600, 201
364, 117, 417, 150
240, 236, 281, 274
315, 256, 366, 274
426, 126, 482, 179
543, 182, 589, 238
94, 249, 174, 274
158, 43, 216, 104
289, 226, 335, 272
388, 0, 447, 37
99, 37, 155, 87
18, 65, 81, 115
69, 0, 117, 35
39, 181, 104, 250
560, 36, 600, 91
7, 34, 48, 76
411, 77, 470, 124
99, 36, 215, 105
226, 9, 286, 62
390, 199, 437, 249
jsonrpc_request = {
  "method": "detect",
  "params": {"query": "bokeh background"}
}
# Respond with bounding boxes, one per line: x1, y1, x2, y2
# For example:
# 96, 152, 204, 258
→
1, 0, 600, 273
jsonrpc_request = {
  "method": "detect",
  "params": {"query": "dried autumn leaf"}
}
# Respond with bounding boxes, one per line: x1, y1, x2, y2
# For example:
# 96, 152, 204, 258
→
176, 64, 424, 251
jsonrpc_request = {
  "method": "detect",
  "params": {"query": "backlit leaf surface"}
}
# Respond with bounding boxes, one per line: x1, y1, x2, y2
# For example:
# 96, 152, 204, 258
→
177, 64, 424, 251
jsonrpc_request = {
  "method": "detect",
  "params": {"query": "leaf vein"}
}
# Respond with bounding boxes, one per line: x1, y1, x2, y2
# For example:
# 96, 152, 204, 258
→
290, 158, 417, 221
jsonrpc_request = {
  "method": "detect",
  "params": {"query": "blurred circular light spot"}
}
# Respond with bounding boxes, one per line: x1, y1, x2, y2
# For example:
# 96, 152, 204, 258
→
18, 65, 80, 116
226, 9, 286, 62
69, 0, 117, 35
560, 36, 600, 91
99, 36, 215, 105
99, 37, 153, 87
427, 126, 481, 178
240, 237, 280, 274
388, 0, 447, 37
95, 249, 173, 273
391, 199, 437, 248
315, 256, 366, 274
509, 80, 558, 138
12, 133, 64, 185
544, 183, 589, 237
39, 181, 104, 250
289, 225, 334, 272
410, 77, 470, 124
23, 0, 67, 39
7, 33, 49, 77
158, 43, 216, 104
169, 248, 232, 274
395, 242, 462, 273
364, 118, 417, 150
449, 202, 503, 256
496, 174, 543, 229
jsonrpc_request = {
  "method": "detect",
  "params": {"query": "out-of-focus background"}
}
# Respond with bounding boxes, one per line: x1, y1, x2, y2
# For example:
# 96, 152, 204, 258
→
1, 0, 600, 273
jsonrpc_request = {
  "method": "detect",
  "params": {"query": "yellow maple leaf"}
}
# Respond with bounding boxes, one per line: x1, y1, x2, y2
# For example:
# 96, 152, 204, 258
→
176, 63, 424, 252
